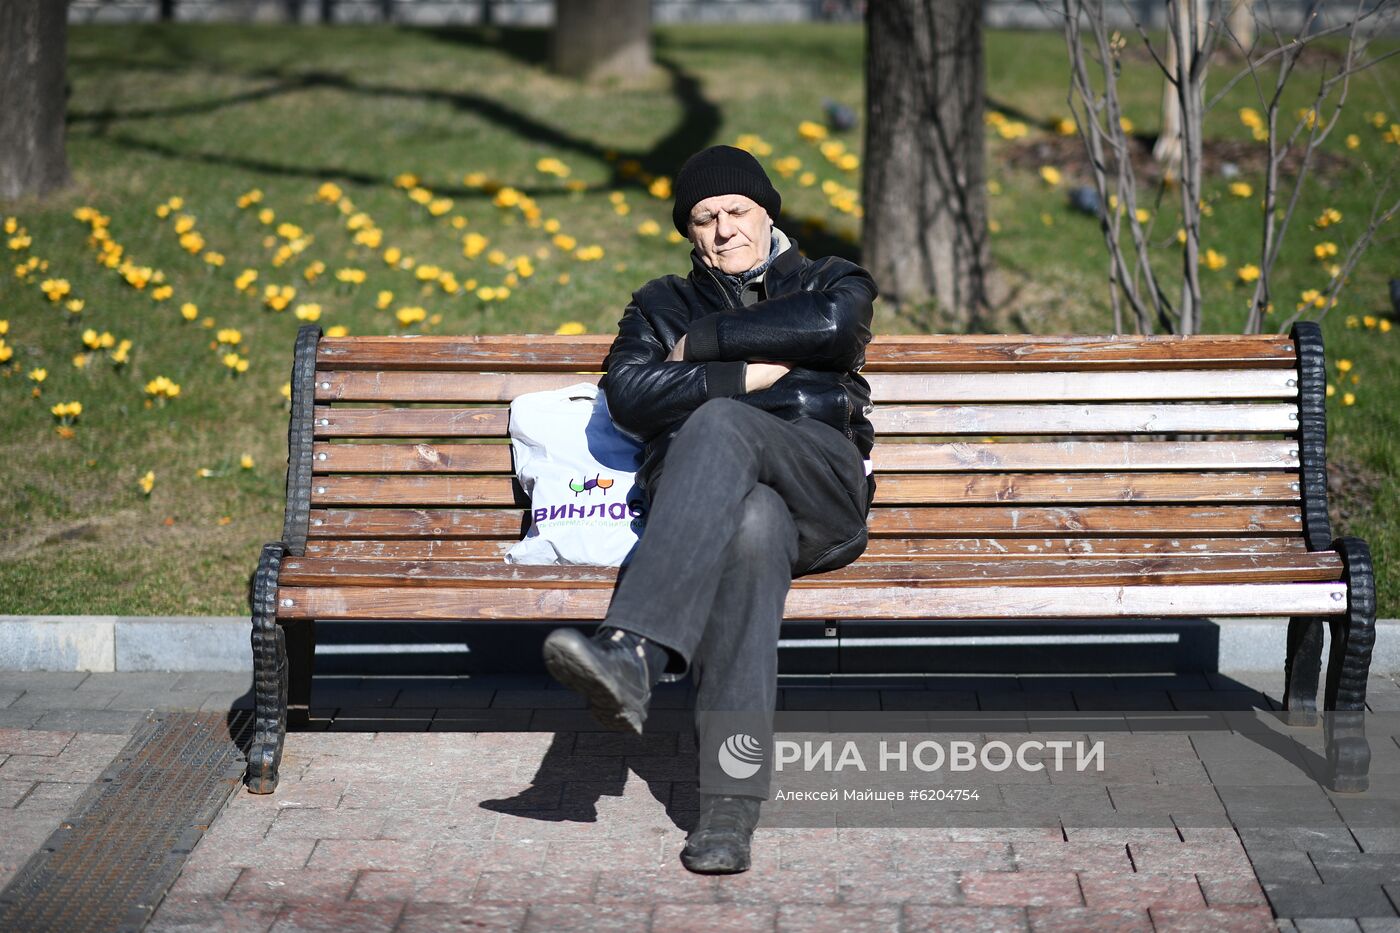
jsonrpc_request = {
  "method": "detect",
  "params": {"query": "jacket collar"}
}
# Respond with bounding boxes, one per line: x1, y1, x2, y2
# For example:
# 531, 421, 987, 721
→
688, 226, 803, 309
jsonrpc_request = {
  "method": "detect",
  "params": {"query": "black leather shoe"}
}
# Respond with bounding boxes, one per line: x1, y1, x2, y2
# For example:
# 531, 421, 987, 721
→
542, 626, 657, 735
680, 793, 762, 874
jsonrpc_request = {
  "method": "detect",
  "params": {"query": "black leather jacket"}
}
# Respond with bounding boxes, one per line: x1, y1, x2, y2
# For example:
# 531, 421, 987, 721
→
599, 236, 877, 508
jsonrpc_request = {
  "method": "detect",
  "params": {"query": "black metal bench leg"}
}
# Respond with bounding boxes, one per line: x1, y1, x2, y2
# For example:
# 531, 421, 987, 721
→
1284, 616, 1324, 726
247, 542, 289, 794
1322, 536, 1376, 793
286, 620, 316, 728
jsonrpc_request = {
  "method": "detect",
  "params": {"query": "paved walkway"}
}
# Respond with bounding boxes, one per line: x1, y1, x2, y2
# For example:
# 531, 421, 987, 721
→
2, 670, 1398, 932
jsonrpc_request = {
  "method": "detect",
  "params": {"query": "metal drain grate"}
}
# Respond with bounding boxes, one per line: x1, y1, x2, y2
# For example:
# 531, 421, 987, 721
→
0, 711, 250, 933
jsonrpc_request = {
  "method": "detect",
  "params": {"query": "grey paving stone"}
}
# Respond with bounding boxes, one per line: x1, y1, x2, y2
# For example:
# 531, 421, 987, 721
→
16, 780, 88, 812
1331, 795, 1400, 832
1359, 919, 1400, 932
1207, 754, 1328, 790
527, 709, 614, 732
780, 688, 882, 710
428, 709, 533, 731
920, 675, 1022, 693
0, 673, 90, 691
1073, 690, 1173, 711
392, 686, 494, 709
1363, 682, 1400, 710
1238, 826, 1361, 853
1292, 921, 1363, 932
1113, 673, 1212, 691
328, 708, 435, 724
879, 690, 979, 710
459, 674, 559, 690
1017, 675, 1120, 692
170, 672, 251, 693
0, 709, 43, 729
1354, 829, 1400, 854
979, 691, 1076, 711
1106, 784, 1227, 820
1265, 882, 1397, 919
0, 779, 32, 808
310, 678, 400, 709
31, 709, 149, 734
75, 673, 185, 692
1210, 671, 1286, 703
490, 689, 586, 709
327, 717, 430, 732
105, 690, 214, 711
1247, 850, 1324, 883
199, 692, 254, 711
9, 690, 119, 711
1310, 852, 1400, 885
1170, 690, 1272, 711
0, 690, 21, 709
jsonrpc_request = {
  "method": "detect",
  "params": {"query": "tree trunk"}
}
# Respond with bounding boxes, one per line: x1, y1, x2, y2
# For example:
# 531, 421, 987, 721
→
861, 0, 990, 327
0, 0, 69, 202
1227, 0, 1256, 52
1152, 0, 1207, 170
159, 0, 177, 21
552, 0, 652, 82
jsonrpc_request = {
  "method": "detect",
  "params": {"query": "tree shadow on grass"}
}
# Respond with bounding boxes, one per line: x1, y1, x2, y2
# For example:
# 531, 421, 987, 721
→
70, 37, 859, 261
69, 52, 710, 201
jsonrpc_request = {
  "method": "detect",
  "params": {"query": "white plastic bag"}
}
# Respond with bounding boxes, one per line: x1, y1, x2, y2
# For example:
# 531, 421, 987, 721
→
504, 382, 647, 566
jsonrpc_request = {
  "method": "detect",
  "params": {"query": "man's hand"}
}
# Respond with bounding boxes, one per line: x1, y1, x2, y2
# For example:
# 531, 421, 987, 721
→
744, 362, 791, 392
665, 334, 688, 362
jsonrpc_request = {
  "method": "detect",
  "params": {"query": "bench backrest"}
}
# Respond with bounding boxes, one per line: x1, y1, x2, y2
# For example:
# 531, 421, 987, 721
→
290, 327, 1328, 564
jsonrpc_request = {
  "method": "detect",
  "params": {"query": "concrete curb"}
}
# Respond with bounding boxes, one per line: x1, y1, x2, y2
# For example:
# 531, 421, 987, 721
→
1, 615, 1398, 674
0, 616, 253, 672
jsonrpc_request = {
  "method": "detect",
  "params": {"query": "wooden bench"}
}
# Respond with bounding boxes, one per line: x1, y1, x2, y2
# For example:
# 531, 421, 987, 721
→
245, 322, 1377, 794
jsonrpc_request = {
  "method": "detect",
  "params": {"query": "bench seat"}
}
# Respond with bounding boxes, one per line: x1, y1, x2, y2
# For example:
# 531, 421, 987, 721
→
244, 322, 1377, 795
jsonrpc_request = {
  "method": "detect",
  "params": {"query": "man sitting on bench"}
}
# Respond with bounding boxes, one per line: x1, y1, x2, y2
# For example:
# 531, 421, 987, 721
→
542, 144, 878, 874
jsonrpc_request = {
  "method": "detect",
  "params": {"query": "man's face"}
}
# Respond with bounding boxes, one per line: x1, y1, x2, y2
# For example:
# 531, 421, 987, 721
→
687, 194, 772, 276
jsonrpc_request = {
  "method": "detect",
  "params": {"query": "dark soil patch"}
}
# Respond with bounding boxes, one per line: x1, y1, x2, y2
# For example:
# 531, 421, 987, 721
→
1328, 448, 1385, 531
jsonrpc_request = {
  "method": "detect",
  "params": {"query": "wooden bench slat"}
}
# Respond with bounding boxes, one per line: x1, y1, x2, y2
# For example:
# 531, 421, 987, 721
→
869, 441, 1299, 472
277, 553, 1342, 589
308, 471, 1300, 507
274, 581, 1345, 620
873, 403, 1298, 435
313, 403, 1299, 438
316, 369, 1299, 403
868, 505, 1304, 535
318, 372, 602, 402
313, 440, 1302, 474
307, 504, 1304, 538
870, 369, 1299, 400
302, 535, 1310, 560
316, 334, 1297, 372
315, 443, 513, 474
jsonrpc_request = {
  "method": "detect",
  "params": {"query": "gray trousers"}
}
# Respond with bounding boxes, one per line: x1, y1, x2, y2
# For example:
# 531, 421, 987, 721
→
604, 397, 871, 798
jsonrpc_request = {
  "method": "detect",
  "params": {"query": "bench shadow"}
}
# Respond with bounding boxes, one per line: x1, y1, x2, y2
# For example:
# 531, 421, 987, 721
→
260, 617, 1369, 834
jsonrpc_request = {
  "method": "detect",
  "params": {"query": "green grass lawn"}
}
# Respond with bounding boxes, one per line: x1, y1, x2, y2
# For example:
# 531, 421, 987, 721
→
1, 22, 1397, 616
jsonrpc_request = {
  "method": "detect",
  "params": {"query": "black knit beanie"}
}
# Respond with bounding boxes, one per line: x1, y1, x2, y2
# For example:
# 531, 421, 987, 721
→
671, 145, 782, 236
